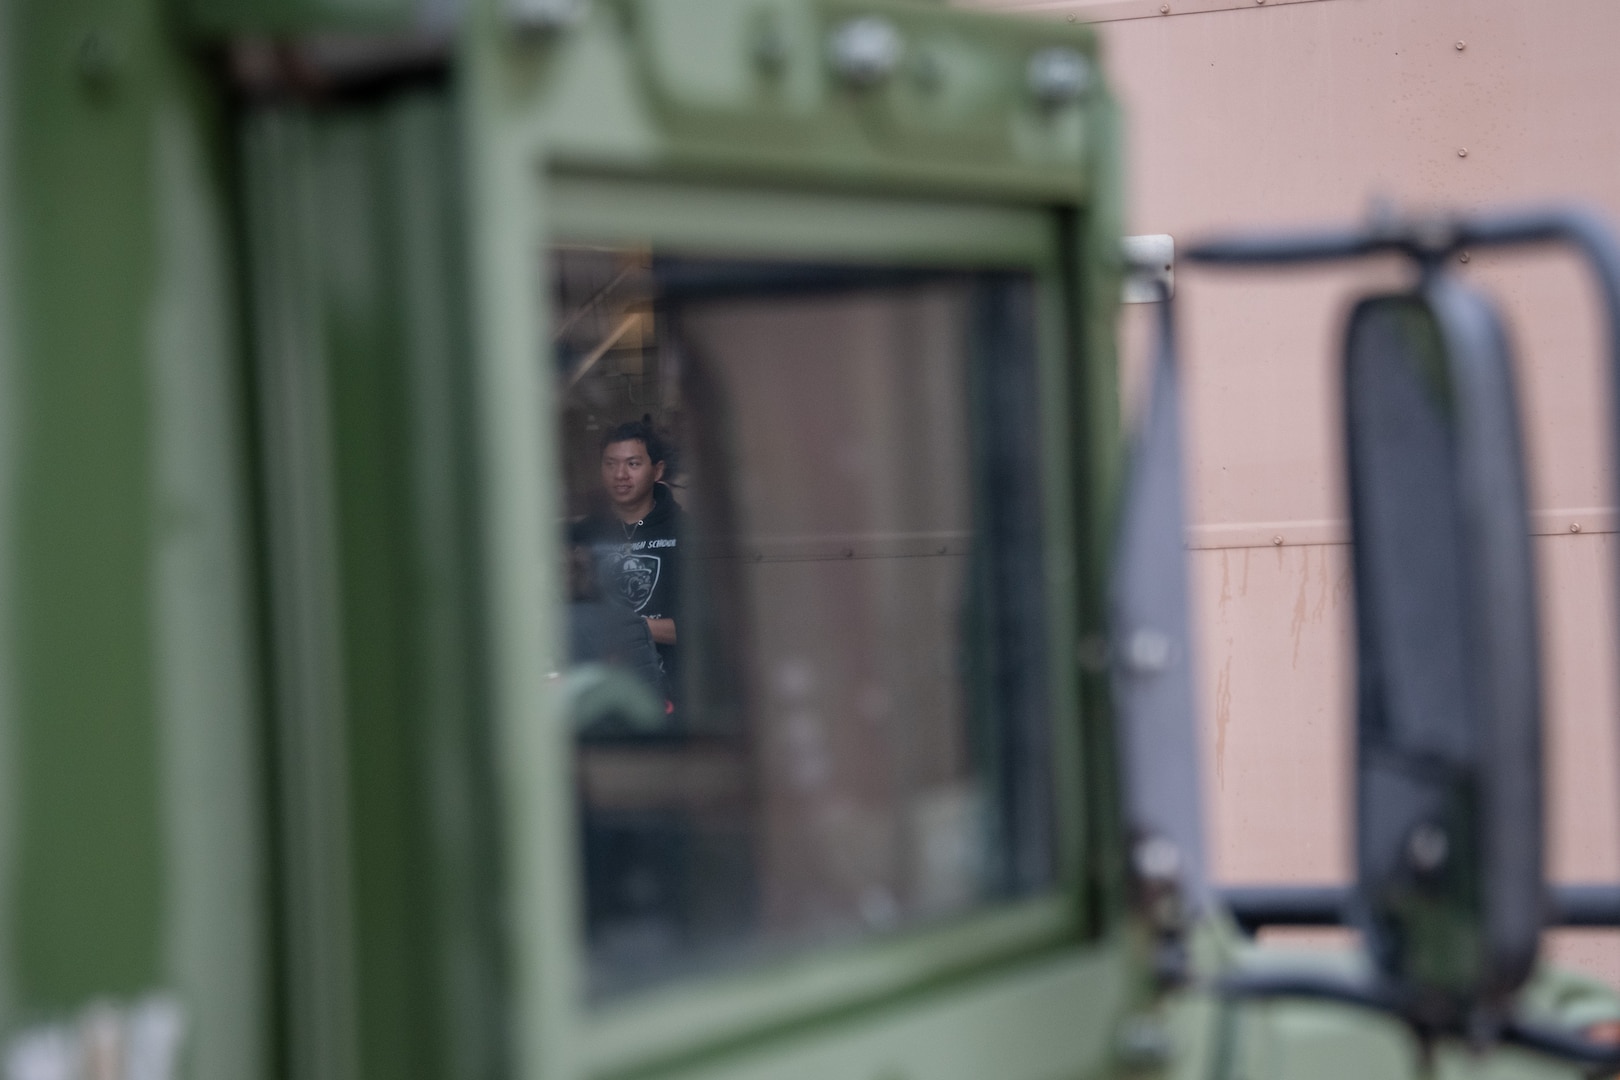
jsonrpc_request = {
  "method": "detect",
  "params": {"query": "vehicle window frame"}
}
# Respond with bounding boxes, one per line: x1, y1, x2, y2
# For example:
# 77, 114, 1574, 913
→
521, 173, 1090, 1077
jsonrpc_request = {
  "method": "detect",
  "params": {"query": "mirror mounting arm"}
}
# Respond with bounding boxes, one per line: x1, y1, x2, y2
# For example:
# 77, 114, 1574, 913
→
1187, 205, 1620, 384
1110, 281, 1211, 960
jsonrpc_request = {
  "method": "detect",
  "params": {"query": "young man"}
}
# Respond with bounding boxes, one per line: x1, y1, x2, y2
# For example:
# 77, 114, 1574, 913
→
569, 420, 684, 701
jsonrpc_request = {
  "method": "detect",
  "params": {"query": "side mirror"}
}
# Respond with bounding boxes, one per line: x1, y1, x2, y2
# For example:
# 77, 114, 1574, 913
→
1181, 206, 1620, 1064
1343, 281, 1541, 1026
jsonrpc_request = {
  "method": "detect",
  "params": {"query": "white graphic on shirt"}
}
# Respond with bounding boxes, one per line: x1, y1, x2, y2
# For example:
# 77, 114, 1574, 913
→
600, 551, 661, 613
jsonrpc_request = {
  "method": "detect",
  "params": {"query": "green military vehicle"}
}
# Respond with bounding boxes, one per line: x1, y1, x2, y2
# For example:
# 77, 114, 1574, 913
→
2, 1, 1619, 1078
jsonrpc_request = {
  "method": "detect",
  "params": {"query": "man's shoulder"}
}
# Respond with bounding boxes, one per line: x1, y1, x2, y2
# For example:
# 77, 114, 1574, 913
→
644, 503, 686, 542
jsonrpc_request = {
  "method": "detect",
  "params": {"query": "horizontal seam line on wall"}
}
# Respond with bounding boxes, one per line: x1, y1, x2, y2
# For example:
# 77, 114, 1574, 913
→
971, 0, 1341, 26
1187, 509, 1617, 551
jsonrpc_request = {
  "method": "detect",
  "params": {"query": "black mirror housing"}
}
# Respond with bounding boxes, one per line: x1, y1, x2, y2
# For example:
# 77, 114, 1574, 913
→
1344, 281, 1543, 1026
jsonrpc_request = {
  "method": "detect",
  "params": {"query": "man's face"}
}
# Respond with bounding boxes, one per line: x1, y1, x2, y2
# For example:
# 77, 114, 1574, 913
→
601, 438, 665, 512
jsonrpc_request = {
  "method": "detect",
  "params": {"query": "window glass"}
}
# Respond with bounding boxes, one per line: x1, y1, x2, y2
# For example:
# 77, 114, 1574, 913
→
553, 248, 1055, 999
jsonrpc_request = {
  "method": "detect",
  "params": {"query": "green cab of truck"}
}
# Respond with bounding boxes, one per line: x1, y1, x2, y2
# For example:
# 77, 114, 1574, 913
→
0, 1, 1615, 1079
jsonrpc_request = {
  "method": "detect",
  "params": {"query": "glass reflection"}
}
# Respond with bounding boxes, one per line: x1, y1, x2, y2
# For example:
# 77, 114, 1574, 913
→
554, 249, 1054, 997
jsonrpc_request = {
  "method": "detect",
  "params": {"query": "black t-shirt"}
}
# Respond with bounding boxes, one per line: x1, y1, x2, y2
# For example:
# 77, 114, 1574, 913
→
569, 483, 684, 693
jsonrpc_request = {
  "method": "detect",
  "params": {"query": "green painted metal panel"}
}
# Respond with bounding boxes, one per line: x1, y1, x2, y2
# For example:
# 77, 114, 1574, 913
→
1067, 95, 1129, 938
14, 0, 1609, 1078
225, 32, 1127, 1080
11, 0, 166, 1007
449, 4, 1143, 1079
242, 92, 507, 1080
0, 0, 270, 1072
501, 0, 1099, 203
177, 0, 429, 37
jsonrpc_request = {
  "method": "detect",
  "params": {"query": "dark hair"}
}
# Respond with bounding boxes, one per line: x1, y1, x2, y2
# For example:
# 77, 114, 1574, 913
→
600, 417, 666, 465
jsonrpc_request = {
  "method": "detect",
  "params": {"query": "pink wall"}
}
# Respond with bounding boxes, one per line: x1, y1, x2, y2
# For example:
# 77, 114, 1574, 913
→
977, 0, 1620, 982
